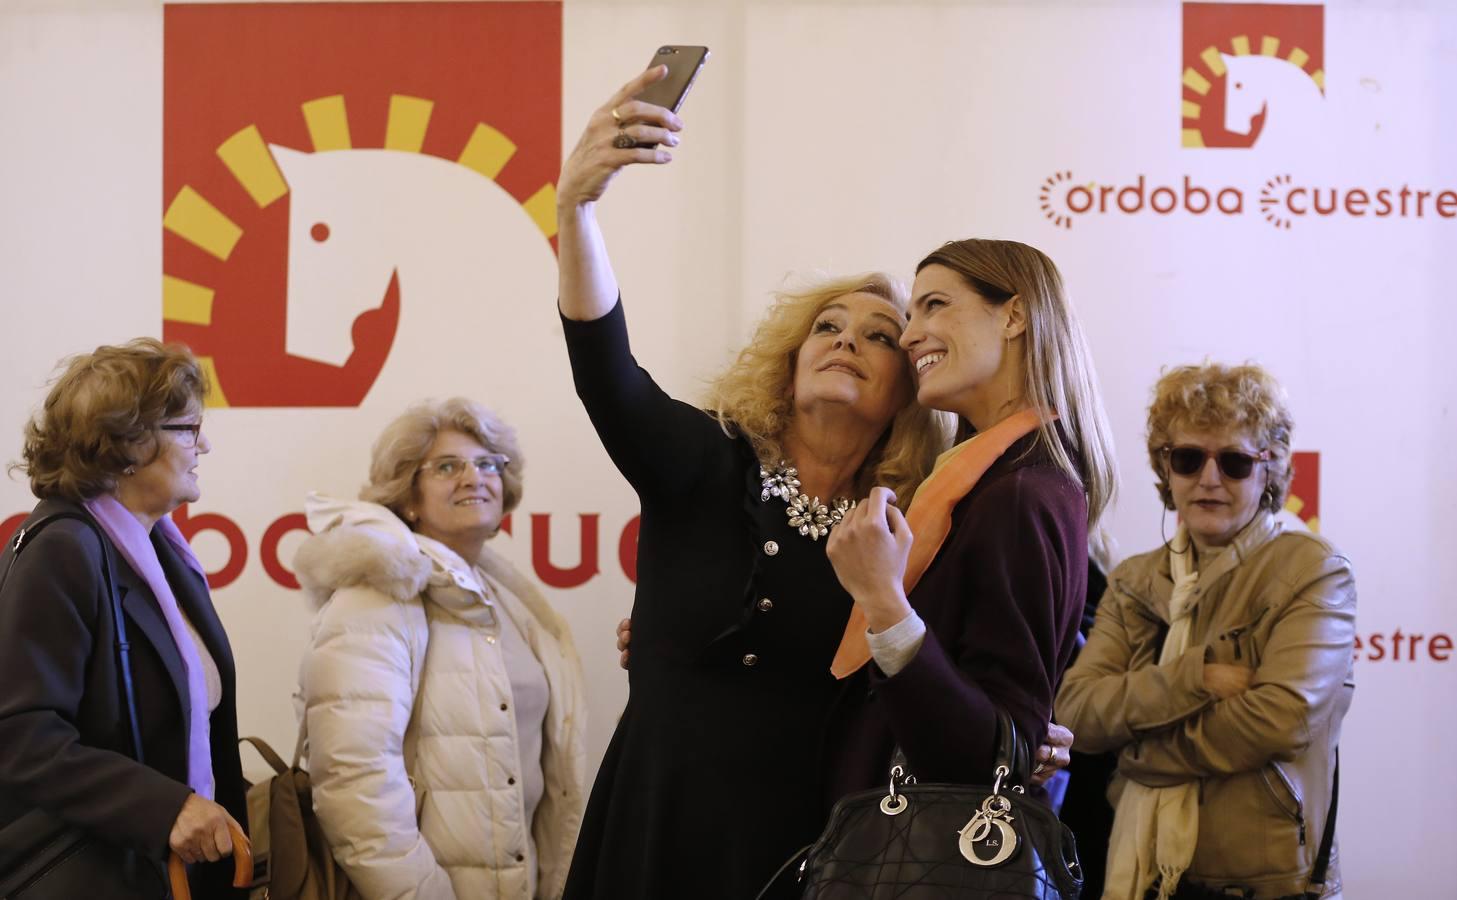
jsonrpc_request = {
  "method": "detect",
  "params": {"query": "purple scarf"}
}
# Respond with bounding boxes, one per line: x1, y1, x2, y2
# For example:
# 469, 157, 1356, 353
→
83, 494, 214, 800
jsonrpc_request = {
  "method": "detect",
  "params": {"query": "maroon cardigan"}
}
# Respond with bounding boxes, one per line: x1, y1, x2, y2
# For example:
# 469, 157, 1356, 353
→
825, 431, 1089, 803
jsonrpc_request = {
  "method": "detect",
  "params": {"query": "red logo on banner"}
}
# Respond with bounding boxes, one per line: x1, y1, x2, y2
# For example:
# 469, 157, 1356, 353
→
1181, 3, 1324, 149
1284, 450, 1320, 531
162, 3, 561, 407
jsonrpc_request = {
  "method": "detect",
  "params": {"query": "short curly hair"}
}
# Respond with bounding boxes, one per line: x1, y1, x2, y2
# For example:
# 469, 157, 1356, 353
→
361, 397, 525, 524
17, 338, 208, 502
704, 272, 952, 505
1146, 362, 1294, 513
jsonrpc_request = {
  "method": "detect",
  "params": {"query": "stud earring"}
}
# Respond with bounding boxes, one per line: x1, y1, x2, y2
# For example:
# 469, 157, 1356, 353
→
123, 466, 136, 476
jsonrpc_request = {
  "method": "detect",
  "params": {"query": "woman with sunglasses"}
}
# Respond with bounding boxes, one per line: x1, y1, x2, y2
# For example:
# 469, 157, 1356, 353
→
293, 398, 586, 900
1055, 363, 1356, 900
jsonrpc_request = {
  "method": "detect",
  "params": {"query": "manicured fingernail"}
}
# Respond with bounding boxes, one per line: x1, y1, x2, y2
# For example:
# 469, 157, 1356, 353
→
666, 133, 680, 146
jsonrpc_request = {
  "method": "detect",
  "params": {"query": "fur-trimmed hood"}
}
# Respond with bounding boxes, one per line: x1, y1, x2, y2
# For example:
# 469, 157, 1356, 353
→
294, 494, 434, 610
293, 493, 576, 646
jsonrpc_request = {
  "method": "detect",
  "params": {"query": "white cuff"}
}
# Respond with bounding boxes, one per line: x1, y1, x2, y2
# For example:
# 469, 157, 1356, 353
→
866, 611, 927, 677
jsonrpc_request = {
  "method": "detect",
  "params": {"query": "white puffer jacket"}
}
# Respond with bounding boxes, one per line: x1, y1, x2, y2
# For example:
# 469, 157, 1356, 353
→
294, 495, 587, 900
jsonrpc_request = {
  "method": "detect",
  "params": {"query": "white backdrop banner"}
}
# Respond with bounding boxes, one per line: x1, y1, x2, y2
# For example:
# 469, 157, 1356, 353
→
1, 1, 1452, 895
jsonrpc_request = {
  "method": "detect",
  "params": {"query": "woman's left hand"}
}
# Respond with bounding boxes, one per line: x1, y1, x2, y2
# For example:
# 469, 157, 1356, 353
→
558, 67, 682, 211
1030, 723, 1075, 786
826, 487, 914, 632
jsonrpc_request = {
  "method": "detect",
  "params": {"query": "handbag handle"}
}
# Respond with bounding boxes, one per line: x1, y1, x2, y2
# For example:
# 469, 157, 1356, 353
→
992, 709, 1034, 790
888, 708, 1034, 790
166, 819, 253, 899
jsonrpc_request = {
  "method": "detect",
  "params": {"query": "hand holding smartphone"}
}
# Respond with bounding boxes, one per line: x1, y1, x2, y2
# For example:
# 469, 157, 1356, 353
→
630, 45, 709, 147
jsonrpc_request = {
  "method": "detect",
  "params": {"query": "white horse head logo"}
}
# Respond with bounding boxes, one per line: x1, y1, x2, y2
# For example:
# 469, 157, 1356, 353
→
1220, 52, 1324, 149
268, 143, 559, 404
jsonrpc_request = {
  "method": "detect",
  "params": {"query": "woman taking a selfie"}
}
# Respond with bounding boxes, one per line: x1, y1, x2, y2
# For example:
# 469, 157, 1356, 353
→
554, 66, 949, 899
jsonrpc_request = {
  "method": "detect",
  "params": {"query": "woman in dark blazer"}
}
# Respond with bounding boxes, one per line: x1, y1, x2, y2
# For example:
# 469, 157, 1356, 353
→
0, 338, 247, 898
555, 69, 950, 899
826, 239, 1118, 802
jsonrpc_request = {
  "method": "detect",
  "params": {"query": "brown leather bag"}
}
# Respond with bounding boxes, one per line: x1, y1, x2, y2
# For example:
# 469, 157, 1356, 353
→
235, 736, 359, 900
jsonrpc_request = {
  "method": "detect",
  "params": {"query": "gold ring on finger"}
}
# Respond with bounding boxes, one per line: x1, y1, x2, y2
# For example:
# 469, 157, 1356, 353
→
611, 106, 622, 124
612, 129, 636, 149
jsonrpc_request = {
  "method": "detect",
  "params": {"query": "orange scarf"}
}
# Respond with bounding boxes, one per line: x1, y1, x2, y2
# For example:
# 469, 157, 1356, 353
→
829, 407, 1046, 679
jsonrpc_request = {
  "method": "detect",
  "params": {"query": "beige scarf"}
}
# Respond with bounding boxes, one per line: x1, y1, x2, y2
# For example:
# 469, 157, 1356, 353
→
1104, 524, 1202, 900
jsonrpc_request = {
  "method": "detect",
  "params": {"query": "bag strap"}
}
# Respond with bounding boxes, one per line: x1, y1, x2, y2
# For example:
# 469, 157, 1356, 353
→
886, 708, 1033, 790
6, 512, 143, 765
993, 708, 1033, 788
239, 736, 291, 776
1304, 750, 1339, 899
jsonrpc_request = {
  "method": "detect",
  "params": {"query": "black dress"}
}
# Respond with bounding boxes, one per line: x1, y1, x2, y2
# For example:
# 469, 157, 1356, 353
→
561, 301, 854, 900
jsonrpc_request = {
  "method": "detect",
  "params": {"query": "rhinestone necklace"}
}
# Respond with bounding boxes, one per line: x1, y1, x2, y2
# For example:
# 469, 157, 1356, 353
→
759, 461, 856, 542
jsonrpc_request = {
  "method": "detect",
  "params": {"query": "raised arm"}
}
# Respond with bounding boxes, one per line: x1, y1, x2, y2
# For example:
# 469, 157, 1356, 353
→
556, 68, 731, 498
557, 67, 681, 324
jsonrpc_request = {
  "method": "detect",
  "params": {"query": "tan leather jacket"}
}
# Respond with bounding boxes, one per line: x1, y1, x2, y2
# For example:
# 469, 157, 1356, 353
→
1055, 514, 1355, 899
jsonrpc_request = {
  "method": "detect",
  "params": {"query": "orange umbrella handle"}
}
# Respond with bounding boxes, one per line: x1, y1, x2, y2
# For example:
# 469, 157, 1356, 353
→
167, 819, 253, 899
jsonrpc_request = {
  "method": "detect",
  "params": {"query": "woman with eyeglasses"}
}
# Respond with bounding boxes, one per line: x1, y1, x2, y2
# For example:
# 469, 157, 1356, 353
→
1055, 363, 1356, 900
0, 339, 248, 898
293, 398, 587, 900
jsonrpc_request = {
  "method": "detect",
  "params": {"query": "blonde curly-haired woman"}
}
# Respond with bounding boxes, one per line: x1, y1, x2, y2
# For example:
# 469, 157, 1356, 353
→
555, 69, 949, 900
294, 398, 586, 900
1056, 363, 1355, 900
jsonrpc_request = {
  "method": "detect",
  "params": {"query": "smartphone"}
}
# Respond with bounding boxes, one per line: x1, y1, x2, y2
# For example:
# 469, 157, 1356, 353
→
633, 45, 709, 146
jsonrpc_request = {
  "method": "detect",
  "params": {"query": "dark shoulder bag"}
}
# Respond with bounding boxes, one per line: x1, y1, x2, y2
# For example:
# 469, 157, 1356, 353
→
759, 710, 1084, 899
0, 513, 165, 900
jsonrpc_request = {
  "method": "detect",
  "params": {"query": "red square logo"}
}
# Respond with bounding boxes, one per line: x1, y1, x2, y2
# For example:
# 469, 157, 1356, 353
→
162, 2, 561, 407
1181, 3, 1324, 148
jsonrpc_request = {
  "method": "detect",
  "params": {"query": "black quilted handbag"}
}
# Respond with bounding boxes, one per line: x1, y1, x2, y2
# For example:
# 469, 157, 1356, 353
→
763, 710, 1083, 899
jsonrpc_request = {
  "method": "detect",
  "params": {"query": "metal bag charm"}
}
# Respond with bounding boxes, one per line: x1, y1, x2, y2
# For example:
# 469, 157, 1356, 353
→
957, 792, 1019, 867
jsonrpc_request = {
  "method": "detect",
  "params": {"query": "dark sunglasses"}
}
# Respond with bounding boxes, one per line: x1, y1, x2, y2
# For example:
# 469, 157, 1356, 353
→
1161, 445, 1271, 480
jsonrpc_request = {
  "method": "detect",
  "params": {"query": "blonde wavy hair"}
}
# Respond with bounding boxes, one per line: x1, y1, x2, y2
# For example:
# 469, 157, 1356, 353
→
361, 397, 525, 524
705, 273, 952, 504
917, 240, 1118, 527
1145, 362, 1294, 513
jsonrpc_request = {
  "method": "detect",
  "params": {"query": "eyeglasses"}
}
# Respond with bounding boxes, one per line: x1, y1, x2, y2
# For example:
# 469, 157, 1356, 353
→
417, 454, 509, 481
1161, 445, 1271, 480
160, 422, 203, 447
